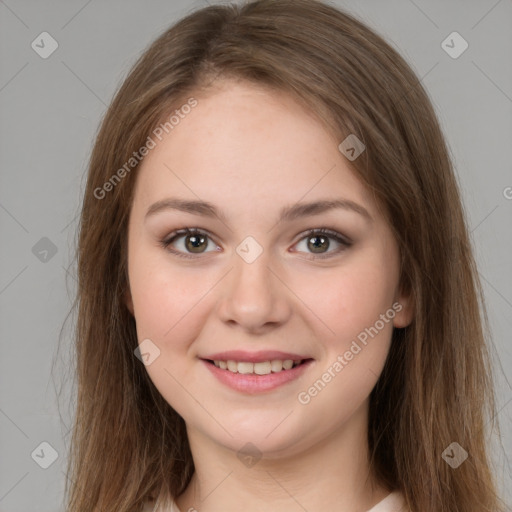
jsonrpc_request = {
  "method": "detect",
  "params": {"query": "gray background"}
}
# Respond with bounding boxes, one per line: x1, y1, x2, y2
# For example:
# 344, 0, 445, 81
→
0, 0, 511, 510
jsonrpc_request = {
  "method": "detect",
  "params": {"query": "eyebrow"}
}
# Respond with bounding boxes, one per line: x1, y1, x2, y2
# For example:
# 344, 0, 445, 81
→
144, 197, 373, 223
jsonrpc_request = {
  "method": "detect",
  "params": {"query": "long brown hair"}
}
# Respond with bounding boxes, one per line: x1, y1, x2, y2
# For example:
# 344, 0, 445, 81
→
60, 0, 507, 510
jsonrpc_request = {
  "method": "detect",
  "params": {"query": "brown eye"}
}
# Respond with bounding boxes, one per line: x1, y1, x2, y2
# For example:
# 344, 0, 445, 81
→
161, 228, 219, 258
293, 228, 351, 259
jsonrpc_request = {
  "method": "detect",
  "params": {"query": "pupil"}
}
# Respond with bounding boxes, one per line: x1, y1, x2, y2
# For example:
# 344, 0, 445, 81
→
186, 234, 207, 253
309, 235, 328, 253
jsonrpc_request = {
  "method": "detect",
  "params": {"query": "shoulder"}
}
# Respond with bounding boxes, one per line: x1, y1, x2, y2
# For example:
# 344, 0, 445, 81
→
367, 490, 409, 512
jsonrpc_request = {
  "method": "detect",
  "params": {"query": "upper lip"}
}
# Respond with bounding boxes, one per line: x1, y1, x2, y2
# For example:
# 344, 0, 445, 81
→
201, 350, 313, 363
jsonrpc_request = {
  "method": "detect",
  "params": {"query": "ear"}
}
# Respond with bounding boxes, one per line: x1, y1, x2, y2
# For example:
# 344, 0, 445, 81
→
392, 281, 414, 328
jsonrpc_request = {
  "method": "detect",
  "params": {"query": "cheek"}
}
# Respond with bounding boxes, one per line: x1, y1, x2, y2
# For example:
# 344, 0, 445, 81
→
128, 245, 209, 346
293, 256, 398, 415
306, 255, 397, 336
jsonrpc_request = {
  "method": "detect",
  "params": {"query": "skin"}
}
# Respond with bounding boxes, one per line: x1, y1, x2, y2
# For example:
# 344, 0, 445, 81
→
125, 78, 414, 512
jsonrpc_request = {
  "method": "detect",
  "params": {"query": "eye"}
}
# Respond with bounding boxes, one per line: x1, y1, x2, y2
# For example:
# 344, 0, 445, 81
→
292, 228, 352, 260
160, 228, 220, 259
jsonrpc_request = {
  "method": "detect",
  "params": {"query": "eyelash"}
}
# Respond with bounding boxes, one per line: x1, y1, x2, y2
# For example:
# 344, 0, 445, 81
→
160, 227, 352, 260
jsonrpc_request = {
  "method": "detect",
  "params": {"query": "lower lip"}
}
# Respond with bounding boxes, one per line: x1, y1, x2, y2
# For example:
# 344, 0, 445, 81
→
201, 359, 314, 394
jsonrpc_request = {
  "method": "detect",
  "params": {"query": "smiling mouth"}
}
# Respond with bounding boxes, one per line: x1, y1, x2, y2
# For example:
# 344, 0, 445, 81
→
203, 358, 313, 375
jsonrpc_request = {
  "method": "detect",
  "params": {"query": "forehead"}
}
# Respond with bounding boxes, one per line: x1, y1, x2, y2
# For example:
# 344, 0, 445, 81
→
133, 79, 372, 214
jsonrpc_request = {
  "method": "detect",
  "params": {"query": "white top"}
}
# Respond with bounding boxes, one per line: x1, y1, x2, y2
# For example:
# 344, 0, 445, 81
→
143, 490, 407, 511
367, 491, 407, 511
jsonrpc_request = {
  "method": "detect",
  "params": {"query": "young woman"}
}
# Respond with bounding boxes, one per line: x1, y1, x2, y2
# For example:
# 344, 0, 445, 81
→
64, 1, 506, 510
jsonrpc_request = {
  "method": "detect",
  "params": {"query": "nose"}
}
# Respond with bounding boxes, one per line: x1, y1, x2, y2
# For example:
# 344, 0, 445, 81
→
215, 247, 292, 333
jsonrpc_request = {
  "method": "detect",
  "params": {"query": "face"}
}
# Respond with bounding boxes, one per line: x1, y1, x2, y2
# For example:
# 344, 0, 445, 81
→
125, 79, 413, 458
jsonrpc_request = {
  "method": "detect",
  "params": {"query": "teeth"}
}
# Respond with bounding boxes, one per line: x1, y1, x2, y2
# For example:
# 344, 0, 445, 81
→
213, 359, 304, 375
282, 359, 294, 370
270, 360, 283, 372
254, 361, 271, 375
238, 362, 254, 374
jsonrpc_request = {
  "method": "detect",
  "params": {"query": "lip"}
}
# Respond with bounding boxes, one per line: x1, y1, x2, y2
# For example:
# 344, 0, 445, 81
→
201, 358, 315, 394
200, 350, 312, 363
